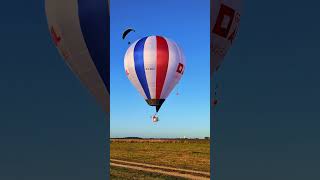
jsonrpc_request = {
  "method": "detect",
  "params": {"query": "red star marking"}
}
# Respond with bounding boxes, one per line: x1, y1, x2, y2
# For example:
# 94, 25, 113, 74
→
51, 26, 61, 46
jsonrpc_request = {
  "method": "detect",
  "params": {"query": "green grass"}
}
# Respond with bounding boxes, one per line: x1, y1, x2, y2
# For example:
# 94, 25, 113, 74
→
110, 140, 210, 172
111, 166, 188, 180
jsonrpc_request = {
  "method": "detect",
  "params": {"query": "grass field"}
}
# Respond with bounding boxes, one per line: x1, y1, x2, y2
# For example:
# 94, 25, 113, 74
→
110, 139, 210, 173
111, 166, 188, 180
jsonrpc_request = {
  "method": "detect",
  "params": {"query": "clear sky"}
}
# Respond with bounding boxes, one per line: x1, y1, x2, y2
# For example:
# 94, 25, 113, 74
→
110, 0, 210, 138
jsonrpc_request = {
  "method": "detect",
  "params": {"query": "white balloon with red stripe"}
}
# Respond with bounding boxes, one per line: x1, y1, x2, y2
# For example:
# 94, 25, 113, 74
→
211, 0, 242, 107
124, 36, 185, 112
211, 0, 241, 73
45, 0, 110, 112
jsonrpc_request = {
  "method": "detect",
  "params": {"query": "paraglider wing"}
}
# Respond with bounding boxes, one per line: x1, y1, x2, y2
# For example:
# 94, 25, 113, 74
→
45, 0, 110, 112
122, 28, 135, 40
124, 36, 185, 112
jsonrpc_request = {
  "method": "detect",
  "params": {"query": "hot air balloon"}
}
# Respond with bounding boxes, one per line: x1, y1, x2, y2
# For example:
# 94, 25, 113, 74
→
211, 0, 241, 73
45, 0, 110, 112
211, 0, 241, 106
124, 36, 185, 119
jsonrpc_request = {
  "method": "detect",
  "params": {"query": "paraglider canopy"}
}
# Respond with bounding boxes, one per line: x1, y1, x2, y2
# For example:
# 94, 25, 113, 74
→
122, 28, 135, 41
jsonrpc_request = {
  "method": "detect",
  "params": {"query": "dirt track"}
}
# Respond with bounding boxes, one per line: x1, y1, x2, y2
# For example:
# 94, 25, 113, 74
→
110, 159, 210, 180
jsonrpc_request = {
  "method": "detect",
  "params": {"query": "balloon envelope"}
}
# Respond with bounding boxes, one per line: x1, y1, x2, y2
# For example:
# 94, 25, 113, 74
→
45, 0, 110, 112
124, 36, 185, 112
211, 0, 242, 107
211, 0, 241, 73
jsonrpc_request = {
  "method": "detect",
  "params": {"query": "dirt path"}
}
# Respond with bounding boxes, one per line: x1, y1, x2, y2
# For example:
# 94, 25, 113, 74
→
110, 159, 210, 180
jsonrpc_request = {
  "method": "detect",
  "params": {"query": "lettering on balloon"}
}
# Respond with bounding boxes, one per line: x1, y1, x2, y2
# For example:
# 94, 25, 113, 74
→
235, 12, 241, 23
228, 27, 238, 44
176, 63, 184, 74
213, 4, 235, 38
213, 5, 241, 44
228, 12, 241, 44
145, 67, 155, 71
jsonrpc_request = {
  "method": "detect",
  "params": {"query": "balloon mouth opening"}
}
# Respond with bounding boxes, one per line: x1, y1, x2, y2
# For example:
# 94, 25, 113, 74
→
146, 99, 165, 112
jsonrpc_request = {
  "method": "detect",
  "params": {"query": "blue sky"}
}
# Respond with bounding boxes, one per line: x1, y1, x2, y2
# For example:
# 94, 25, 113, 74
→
110, 0, 210, 138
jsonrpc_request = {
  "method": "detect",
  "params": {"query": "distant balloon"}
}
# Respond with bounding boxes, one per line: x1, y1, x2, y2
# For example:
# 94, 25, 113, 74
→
211, 0, 241, 73
45, 0, 110, 112
124, 36, 185, 112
